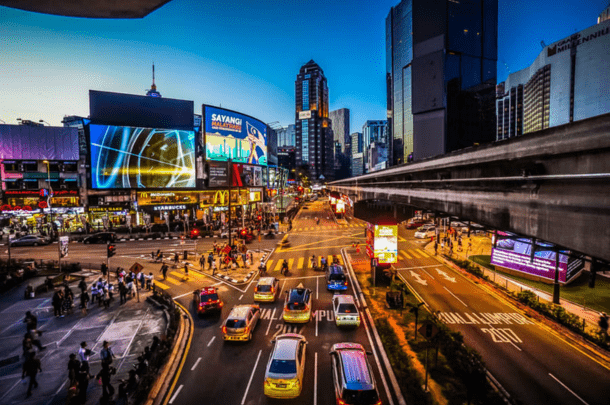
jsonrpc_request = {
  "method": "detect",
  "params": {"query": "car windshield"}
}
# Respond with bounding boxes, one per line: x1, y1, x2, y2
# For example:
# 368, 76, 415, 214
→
257, 285, 272, 292
342, 389, 379, 404
329, 273, 346, 282
269, 359, 296, 374
225, 319, 246, 328
338, 303, 357, 314
201, 293, 219, 301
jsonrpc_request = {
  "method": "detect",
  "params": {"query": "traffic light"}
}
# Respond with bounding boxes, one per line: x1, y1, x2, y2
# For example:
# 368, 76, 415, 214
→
107, 243, 116, 258
257, 215, 262, 221
241, 229, 248, 237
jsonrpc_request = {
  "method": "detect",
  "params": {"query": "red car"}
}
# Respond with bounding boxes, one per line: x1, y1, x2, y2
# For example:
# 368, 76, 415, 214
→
194, 287, 223, 316
405, 219, 427, 229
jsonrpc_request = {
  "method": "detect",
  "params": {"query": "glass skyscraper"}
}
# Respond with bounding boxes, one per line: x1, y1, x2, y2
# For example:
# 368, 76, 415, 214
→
386, 0, 498, 162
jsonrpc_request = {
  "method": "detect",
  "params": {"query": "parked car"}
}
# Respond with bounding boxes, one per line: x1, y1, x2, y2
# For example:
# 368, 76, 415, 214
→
9, 235, 49, 247
82, 232, 117, 244
222, 304, 261, 341
264, 333, 308, 399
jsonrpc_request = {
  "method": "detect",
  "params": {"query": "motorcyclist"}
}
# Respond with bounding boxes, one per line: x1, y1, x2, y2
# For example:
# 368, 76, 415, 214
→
258, 257, 267, 276
281, 259, 289, 275
310, 255, 317, 270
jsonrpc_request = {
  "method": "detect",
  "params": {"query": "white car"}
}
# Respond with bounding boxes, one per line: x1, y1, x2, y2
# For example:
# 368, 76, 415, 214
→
414, 226, 436, 239
332, 295, 361, 327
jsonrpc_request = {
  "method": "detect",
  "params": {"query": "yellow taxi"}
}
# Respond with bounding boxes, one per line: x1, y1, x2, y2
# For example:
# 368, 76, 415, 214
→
264, 333, 307, 399
282, 284, 312, 323
254, 277, 280, 302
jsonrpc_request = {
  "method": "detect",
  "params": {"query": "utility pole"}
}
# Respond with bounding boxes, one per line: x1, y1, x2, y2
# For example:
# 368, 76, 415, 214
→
228, 158, 232, 248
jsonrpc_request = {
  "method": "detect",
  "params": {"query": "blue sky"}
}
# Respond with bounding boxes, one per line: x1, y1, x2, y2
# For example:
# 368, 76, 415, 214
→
0, 0, 606, 132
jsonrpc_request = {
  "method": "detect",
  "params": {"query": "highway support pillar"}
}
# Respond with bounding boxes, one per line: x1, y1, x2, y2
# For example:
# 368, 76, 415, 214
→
552, 251, 561, 304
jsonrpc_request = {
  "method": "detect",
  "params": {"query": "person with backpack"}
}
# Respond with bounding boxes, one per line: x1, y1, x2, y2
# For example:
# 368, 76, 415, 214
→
100, 341, 115, 366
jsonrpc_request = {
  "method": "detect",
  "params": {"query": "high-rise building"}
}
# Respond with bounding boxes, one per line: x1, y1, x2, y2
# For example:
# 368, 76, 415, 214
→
496, 19, 610, 140
362, 120, 388, 172
295, 60, 333, 181
386, 0, 498, 162
599, 3, 610, 24
277, 124, 296, 147
330, 109, 350, 154
350, 132, 363, 177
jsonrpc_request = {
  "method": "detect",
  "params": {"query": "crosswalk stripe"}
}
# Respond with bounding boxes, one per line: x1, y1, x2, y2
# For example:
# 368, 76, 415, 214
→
165, 277, 182, 286
153, 281, 170, 290
400, 250, 412, 259
297, 257, 304, 270
410, 250, 422, 259
328, 255, 333, 265
266, 260, 274, 271
418, 249, 430, 258
288, 258, 294, 269
274, 260, 283, 272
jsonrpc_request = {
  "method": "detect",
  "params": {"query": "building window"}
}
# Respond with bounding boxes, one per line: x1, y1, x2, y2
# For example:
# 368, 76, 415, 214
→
302, 80, 309, 110
302, 120, 309, 161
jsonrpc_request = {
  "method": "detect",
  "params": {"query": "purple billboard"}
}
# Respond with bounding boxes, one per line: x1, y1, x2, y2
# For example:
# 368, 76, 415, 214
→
491, 237, 583, 283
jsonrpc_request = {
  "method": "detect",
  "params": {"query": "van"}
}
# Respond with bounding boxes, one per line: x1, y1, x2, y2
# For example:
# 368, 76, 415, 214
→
330, 343, 381, 405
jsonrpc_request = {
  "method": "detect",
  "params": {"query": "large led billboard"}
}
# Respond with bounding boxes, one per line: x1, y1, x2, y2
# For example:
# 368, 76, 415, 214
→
374, 224, 398, 264
89, 124, 195, 189
204, 106, 267, 165
491, 236, 583, 283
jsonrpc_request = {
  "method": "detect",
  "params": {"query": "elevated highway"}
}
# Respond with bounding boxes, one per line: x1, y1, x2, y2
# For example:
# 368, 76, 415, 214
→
329, 113, 610, 263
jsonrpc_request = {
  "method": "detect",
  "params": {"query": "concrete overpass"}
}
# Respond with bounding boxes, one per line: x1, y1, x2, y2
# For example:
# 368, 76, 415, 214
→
329, 113, 610, 264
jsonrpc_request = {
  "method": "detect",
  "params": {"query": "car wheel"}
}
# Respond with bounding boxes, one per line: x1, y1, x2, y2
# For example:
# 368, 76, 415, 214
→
33, 242, 38, 247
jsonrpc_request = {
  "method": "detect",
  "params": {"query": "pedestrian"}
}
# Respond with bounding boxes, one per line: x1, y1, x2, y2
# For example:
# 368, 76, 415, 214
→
434, 240, 438, 255
119, 282, 127, 305
100, 341, 115, 366
22, 334, 34, 358
80, 289, 90, 315
138, 271, 146, 290
22, 351, 42, 398
90, 283, 98, 306
24, 311, 38, 333
96, 362, 115, 400
101, 263, 108, 278
78, 278, 87, 295
52, 289, 64, 317
173, 252, 179, 266
241, 252, 248, 268
146, 272, 154, 290
183, 263, 189, 280
63, 286, 74, 314
599, 312, 609, 341
199, 253, 205, 270
102, 289, 110, 309
207, 252, 214, 270
76, 363, 90, 404
457, 236, 463, 252
25, 330, 45, 351
160, 263, 168, 280
211, 259, 217, 276
213, 241, 218, 254
97, 285, 105, 307
67, 353, 80, 388
78, 341, 92, 376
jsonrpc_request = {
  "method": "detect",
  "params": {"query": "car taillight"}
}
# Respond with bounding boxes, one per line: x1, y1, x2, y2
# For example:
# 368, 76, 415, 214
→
254, 287, 258, 293
337, 399, 347, 405
270, 286, 274, 293
343, 281, 348, 286
222, 326, 227, 334
199, 303, 204, 308
244, 326, 250, 334
375, 400, 382, 405
218, 302, 223, 307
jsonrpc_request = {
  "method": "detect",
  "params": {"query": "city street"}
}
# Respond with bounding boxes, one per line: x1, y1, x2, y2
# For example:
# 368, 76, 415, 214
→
395, 228, 610, 405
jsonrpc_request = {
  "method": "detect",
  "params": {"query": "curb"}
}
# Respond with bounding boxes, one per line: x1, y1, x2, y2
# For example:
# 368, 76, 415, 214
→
147, 301, 193, 405
341, 248, 407, 405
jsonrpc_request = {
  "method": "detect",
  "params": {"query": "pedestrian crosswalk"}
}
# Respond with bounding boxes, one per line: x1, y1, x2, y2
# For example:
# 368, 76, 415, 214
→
265, 254, 345, 272
153, 269, 207, 290
292, 224, 365, 232
397, 248, 431, 261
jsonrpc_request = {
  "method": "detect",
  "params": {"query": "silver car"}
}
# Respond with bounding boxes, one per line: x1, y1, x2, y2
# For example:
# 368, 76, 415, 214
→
222, 304, 260, 341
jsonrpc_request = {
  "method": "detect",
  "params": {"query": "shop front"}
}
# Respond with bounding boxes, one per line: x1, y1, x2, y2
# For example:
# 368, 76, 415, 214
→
137, 191, 200, 228
198, 188, 263, 226
88, 206, 131, 231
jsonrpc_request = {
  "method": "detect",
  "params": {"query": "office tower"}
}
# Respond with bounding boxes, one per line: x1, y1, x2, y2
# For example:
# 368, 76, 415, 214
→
330, 108, 350, 154
277, 124, 296, 147
599, 3, 610, 24
496, 19, 610, 140
386, 0, 498, 162
295, 60, 333, 181
362, 120, 388, 172
350, 132, 363, 177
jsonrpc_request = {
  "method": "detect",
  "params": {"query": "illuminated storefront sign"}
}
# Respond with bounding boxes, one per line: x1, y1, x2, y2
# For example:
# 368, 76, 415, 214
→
138, 191, 198, 206
153, 204, 187, 211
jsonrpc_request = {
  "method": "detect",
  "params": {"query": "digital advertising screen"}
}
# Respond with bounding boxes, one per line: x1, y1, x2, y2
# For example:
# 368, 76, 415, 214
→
374, 224, 398, 264
204, 106, 267, 165
231, 163, 263, 187
490, 237, 583, 283
89, 124, 196, 189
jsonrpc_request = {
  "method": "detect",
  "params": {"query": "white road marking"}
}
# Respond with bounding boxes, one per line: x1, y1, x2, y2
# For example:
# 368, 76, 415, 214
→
168, 384, 183, 404
549, 373, 590, 405
397, 264, 442, 270
207, 336, 216, 347
314, 352, 318, 405
239, 294, 243, 300
421, 269, 435, 279
265, 308, 277, 335
443, 286, 468, 307
172, 292, 193, 300
315, 310, 319, 337
436, 268, 456, 283
316, 276, 319, 300
509, 341, 522, 351
241, 350, 262, 405
191, 357, 202, 371
410, 271, 427, 286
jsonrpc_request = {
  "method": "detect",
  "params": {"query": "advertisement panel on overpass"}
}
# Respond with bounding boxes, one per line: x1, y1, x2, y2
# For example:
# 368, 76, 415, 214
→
490, 235, 583, 283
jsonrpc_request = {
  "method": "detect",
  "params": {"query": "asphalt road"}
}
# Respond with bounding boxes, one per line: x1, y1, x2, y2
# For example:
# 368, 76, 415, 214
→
396, 227, 610, 405
168, 201, 399, 405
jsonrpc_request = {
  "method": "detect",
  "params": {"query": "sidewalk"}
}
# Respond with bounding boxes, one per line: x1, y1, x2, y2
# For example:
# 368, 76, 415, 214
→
0, 272, 167, 405
424, 234, 605, 331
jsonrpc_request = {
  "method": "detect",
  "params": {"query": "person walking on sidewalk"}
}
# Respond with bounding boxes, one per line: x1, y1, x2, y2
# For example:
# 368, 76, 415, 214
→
199, 253, 205, 270
183, 263, 189, 280
146, 272, 154, 290
119, 282, 127, 305
80, 289, 90, 315
207, 252, 214, 270
211, 259, 217, 276
78, 278, 87, 295
22, 351, 42, 398
599, 312, 609, 341
24, 311, 37, 333
76, 363, 90, 405
78, 341, 93, 376
52, 289, 64, 318
100, 341, 115, 367
67, 353, 80, 388
96, 362, 115, 401
173, 252, 180, 267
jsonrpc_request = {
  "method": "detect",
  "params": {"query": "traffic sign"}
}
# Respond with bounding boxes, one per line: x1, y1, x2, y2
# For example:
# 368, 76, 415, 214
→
418, 320, 439, 340
130, 262, 144, 274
